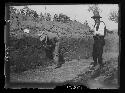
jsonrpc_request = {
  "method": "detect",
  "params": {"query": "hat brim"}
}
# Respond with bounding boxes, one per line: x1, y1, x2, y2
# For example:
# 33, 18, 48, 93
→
91, 16, 102, 19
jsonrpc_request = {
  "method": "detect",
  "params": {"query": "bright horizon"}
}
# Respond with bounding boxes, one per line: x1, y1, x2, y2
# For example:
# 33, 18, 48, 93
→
13, 4, 118, 30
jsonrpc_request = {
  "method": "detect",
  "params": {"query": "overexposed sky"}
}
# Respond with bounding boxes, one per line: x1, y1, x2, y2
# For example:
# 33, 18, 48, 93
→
13, 4, 118, 30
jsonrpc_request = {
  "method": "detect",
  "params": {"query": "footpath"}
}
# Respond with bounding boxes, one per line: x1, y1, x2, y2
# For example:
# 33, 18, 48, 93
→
10, 59, 92, 82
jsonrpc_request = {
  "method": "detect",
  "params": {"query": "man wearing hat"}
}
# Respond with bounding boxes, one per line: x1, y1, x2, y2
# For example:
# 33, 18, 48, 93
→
90, 11, 107, 68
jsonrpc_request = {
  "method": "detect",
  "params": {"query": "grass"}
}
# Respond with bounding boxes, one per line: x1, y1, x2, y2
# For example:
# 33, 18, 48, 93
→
9, 30, 119, 74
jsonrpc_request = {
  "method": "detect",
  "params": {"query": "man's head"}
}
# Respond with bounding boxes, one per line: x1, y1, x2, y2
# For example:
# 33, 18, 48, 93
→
91, 12, 102, 24
94, 18, 100, 24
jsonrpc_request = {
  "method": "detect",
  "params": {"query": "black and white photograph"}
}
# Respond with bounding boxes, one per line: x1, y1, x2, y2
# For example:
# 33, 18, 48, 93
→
6, 4, 119, 89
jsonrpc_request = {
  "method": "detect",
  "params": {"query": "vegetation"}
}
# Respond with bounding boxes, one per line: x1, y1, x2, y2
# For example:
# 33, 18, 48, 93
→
108, 10, 118, 23
9, 5, 118, 80
9, 35, 48, 73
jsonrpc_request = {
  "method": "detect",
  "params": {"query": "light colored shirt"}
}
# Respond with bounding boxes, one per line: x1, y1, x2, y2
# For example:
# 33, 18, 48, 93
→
93, 22, 105, 36
39, 31, 59, 42
39, 31, 60, 64
23, 29, 30, 33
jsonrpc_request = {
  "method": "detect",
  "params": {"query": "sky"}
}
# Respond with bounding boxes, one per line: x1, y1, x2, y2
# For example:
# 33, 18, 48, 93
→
13, 4, 118, 30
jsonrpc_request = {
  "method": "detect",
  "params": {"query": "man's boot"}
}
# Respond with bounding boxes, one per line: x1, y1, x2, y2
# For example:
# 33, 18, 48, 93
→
90, 62, 98, 70
91, 56, 98, 67
55, 54, 65, 69
90, 62, 97, 67
98, 57, 104, 68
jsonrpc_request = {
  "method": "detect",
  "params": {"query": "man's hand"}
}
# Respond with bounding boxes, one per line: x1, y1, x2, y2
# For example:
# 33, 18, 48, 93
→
89, 29, 95, 35
97, 33, 101, 36
89, 29, 94, 32
43, 44, 51, 48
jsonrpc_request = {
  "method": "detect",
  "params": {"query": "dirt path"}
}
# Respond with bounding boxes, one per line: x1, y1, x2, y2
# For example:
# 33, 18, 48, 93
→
10, 57, 119, 89
10, 59, 92, 83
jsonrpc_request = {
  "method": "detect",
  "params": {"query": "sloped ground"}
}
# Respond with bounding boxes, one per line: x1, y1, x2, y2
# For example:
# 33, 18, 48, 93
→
9, 13, 119, 89
9, 30, 119, 89
70, 52, 119, 89
10, 59, 92, 82
10, 18, 91, 40
10, 52, 119, 89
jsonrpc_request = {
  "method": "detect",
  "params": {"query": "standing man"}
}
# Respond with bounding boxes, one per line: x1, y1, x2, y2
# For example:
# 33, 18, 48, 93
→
90, 11, 107, 68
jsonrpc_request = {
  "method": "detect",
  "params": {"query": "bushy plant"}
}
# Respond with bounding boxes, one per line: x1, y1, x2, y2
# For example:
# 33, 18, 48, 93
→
9, 36, 47, 73
59, 36, 93, 60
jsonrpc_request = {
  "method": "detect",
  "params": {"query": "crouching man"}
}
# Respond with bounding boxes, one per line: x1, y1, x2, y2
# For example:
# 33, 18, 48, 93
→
39, 30, 65, 68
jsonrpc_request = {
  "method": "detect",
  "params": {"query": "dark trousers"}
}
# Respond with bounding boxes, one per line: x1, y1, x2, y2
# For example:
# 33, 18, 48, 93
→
45, 45, 55, 60
45, 49, 54, 60
92, 35, 105, 65
45, 43, 65, 67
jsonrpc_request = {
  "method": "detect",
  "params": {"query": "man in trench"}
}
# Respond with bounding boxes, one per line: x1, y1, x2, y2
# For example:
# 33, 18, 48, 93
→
90, 11, 107, 68
39, 30, 65, 68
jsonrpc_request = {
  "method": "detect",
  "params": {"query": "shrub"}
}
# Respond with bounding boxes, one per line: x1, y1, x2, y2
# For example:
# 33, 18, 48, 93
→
59, 36, 93, 60
9, 36, 47, 73
9, 32, 119, 73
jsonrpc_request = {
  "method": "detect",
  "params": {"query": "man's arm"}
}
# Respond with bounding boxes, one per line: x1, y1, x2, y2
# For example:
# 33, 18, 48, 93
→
104, 26, 106, 37
89, 26, 97, 36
